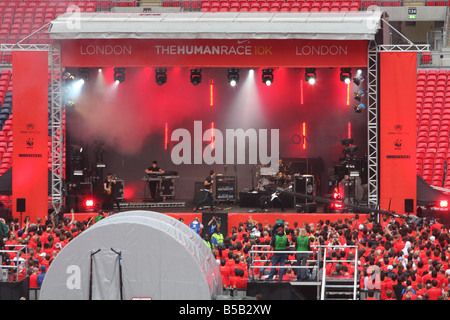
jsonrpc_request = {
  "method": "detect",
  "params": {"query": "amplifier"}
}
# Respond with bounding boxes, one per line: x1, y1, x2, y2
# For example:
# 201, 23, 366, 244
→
294, 174, 314, 204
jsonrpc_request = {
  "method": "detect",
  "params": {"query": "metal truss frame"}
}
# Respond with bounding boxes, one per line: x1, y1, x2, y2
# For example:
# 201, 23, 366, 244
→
367, 40, 378, 210
0, 42, 64, 215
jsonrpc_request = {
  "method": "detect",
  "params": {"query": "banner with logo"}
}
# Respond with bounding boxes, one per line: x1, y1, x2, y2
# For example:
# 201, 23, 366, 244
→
12, 51, 49, 223
60, 39, 368, 68
379, 52, 417, 214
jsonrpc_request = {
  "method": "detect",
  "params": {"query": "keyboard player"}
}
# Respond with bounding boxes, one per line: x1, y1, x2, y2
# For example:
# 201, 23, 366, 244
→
144, 161, 165, 200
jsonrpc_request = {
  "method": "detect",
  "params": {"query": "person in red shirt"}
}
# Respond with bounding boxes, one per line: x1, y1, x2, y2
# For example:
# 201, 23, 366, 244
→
219, 259, 231, 288
28, 268, 39, 288
427, 279, 443, 300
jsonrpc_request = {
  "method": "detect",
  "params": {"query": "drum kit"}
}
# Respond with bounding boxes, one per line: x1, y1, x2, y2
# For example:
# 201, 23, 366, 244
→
256, 160, 293, 192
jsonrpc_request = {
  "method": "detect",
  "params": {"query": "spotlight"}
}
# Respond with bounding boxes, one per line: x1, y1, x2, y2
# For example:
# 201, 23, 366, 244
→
227, 68, 239, 87
85, 199, 94, 208
340, 68, 352, 84
353, 70, 364, 86
262, 68, 274, 86
440, 200, 448, 208
353, 89, 365, 101
78, 68, 89, 82
343, 145, 358, 156
190, 68, 202, 86
155, 68, 167, 86
114, 67, 125, 84
341, 138, 354, 147
305, 68, 316, 85
62, 71, 75, 82
354, 103, 366, 113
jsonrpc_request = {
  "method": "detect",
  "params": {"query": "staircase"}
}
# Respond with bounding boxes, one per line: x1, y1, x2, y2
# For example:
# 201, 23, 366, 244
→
321, 277, 360, 300
320, 246, 360, 300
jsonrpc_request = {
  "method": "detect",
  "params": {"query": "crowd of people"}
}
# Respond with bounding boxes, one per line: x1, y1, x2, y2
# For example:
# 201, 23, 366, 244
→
1, 209, 450, 300
0, 210, 93, 288
200, 213, 450, 300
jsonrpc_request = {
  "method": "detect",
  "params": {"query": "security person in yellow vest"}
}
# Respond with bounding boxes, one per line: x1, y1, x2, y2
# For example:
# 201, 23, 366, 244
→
211, 226, 224, 248
266, 227, 290, 281
293, 228, 311, 281
203, 233, 213, 251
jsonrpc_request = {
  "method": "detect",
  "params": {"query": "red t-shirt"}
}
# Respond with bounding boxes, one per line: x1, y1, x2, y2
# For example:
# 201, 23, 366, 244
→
427, 287, 443, 300
29, 273, 38, 288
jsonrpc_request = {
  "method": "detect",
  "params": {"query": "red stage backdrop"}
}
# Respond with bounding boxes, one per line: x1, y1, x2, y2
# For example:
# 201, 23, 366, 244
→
12, 51, 49, 223
60, 39, 368, 68
379, 52, 417, 214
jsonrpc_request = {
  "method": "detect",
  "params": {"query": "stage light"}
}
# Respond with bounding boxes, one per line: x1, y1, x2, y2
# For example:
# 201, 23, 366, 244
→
114, 67, 125, 84
440, 200, 448, 208
98, 68, 103, 73
155, 68, 167, 86
353, 89, 365, 101
249, 69, 254, 76
78, 68, 89, 82
227, 68, 239, 87
261, 68, 274, 86
305, 68, 316, 85
190, 68, 202, 86
343, 145, 358, 156
353, 70, 364, 86
85, 199, 94, 208
62, 71, 75, 82
333, 191, 341, 200
341, 138, 354, 147
340, 68, 352, 84
354, 103, 366, 113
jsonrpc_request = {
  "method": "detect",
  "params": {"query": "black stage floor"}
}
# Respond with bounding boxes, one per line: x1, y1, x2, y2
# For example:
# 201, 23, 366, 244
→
116, 198, 330, 214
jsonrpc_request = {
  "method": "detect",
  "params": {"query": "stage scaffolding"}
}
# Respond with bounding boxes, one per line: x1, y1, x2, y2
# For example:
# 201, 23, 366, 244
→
0, 13, 431, 217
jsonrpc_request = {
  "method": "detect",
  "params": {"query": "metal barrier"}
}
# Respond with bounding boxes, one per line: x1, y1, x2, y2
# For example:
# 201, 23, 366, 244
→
0, 245, 28, 282
249, 244, 360, 299
248, 244, 322, 281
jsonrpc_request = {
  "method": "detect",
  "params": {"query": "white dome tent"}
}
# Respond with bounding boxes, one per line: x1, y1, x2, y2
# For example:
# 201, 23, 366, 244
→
39, 211, 223, 300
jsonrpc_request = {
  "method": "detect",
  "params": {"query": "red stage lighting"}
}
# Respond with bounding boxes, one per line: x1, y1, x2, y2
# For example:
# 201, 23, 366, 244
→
440, 200, 448, 208
85, 199, 95, 208
333, 192, 341, 200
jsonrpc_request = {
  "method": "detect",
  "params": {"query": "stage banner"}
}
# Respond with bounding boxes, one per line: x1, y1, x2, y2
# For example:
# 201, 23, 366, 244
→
60, 39, 368, 68
379, 52, 417, 214
12, 51, 49, 223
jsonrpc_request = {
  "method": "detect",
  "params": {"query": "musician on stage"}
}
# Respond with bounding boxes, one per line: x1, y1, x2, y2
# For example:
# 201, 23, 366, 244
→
194, 170, 216, 212
103, 173, 119, 212
145, 161, 164, 200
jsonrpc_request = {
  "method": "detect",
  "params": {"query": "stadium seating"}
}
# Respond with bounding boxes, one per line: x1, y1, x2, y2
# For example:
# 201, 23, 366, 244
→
416, 69, 450, 189
198, 0, 363, 12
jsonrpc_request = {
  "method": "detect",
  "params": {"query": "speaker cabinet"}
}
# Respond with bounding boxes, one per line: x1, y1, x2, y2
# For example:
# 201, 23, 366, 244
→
16, 198, 26, 212
294, 175, 314, 204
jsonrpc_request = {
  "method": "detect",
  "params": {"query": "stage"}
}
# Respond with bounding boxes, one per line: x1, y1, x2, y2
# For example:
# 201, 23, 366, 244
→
64, 199, 370, 236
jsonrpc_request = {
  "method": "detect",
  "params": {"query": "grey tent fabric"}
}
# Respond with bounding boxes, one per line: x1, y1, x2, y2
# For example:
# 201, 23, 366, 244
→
39, 211, 223, 300
88, 211, 222, 295
49, 11, 383, 40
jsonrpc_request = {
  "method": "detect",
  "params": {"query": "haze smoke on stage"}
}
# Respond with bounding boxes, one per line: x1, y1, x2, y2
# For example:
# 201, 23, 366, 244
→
67, 67, 220, 155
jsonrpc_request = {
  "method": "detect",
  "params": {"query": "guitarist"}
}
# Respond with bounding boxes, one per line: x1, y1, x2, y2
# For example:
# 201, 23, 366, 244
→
194, 170, 216, 212
103, 173, 118, 212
